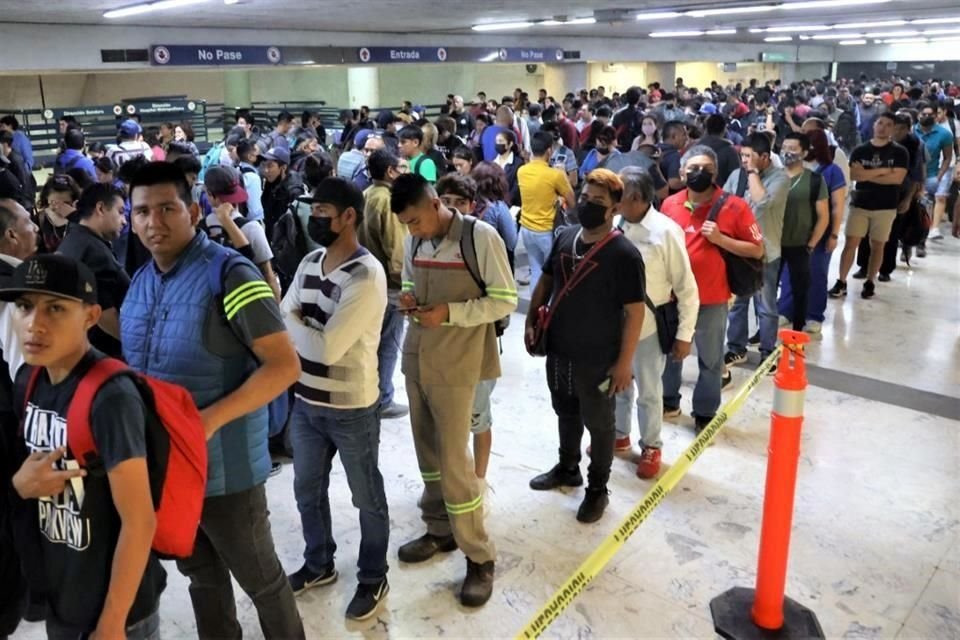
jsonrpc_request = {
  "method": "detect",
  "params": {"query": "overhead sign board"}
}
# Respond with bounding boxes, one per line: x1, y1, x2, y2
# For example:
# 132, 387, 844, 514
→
123, 100, 197, 116
357, 47, 448, 63
150, 45, 282, 66
46, 106, 122, 121
760, 51, 790, 63
495, 48, 565, 63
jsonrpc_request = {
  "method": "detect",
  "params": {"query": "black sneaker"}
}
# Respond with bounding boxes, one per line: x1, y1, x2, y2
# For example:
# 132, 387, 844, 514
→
916, 245, 927, 258
760, 354, 778, 376
851, 267, 868, 280
289, 564, 338, 595
529, 464, 583, 491
747, 332, 760, 346
828, 280, 847, 298
721, 369, 733, 390
269, 461, 283, 477
381, 402, 409, 420
878, 273, 891, 283
724, 350, 748, 367
694, 414, 713, 435
861, 280, 876, 299
346, 578, 389, 620
576, 487, 610, 523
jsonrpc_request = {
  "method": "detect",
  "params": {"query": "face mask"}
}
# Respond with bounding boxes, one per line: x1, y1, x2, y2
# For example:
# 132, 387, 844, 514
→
578, 201, 609, 230
596, 145, 610, 155
307, 216, 340, 247
685, 169, 714, 193
782, 151, 802, 166
495, 143, 509, 155
642, 123, 657, 136
920, 116, 936, 128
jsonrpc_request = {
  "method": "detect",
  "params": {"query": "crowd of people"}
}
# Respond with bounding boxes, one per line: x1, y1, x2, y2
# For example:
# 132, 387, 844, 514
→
0, 71, 957, 639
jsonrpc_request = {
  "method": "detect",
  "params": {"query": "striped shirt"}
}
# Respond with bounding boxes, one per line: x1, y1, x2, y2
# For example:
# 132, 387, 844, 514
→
281, 247, 387, 409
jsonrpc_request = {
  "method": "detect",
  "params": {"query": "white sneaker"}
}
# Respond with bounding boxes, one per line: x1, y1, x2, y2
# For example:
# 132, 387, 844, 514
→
928, 227, 943, 240
803, 321, 822, 335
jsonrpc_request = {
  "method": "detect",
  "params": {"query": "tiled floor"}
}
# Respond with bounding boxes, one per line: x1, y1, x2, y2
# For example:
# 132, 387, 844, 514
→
16, 229, 959, 639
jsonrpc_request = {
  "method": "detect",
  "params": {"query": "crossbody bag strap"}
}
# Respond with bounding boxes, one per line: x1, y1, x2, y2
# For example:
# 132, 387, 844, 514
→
542, 229, 622, 328
706, 192, 731, 223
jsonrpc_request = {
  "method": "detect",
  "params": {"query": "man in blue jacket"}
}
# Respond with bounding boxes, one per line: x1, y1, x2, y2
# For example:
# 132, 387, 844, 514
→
121, 162, 304, 639
0, 116, 33, 172
55, 129, 96, 181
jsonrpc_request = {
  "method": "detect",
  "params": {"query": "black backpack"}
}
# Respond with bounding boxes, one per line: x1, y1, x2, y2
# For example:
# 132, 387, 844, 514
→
271, 200, 309, 293
200, 213, 256, 263
711, 191, 764, 297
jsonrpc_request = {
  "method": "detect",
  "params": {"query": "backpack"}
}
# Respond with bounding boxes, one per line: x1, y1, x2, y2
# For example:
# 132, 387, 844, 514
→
52, 153, 84, 177
412, 155, 426, 178
23, 358, 207, 559
271, 200, 309, 292
412, 216, 510, 337
199, 213, 257, 264
206, 250, 291, 438
198, 141, 226, 182
834, 110, 859, 153
709, 192, 764, 297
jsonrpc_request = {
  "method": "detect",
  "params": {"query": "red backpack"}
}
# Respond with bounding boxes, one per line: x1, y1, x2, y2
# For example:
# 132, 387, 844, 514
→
24, 357, 208, 559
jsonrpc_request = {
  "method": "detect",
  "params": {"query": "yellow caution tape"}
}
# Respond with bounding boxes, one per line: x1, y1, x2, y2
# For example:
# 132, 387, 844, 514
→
516, 347, 784, 639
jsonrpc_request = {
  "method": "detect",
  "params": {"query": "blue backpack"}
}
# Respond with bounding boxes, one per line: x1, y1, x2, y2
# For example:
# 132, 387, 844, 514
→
198, 141, 226, 183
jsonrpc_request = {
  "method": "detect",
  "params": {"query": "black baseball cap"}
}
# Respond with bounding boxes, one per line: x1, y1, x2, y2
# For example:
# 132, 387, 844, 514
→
0, 255, 98, 304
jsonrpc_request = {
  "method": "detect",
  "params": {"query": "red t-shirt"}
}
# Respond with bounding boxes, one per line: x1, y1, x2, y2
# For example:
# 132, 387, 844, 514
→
661, 189, 763, 305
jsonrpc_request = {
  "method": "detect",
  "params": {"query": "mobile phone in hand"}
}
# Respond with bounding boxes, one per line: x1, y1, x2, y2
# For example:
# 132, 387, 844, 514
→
598, 376, 612, 393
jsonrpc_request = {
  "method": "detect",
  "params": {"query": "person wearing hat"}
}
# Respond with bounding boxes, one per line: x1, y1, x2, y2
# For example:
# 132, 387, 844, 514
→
106, 118, 153, 170
261, 146, 304, 240
5, 254, 166, 640
204, 165, 280, 301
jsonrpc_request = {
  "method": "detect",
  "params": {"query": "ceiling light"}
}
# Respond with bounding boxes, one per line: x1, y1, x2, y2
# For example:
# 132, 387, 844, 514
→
922, 27, 960, 35
798, 35, 812, 40
540, 19, 563, 26
565, 17, 597, 25
635, 11, 682, 20
706, 29, 738, 35
864, 30, 918, 37
928, 36, 960, 43
879, 37, 928, 44
749, 28, 765, 33
782, 0, 890, 9
471, 21, 534, 31
223, 0, 239, 4
910, 17, 960, 25
104, 0, 209, 18
838, 39, 868, 45
649, 30, 704, 38
764, 36, 793, 41
832, 19, 906, 29
812, 33, 865, 39
685, 5, 775, 17
764, 24, 831, 32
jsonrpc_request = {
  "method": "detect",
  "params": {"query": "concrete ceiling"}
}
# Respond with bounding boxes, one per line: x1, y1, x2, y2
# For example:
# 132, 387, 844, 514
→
0, 0, 958, 44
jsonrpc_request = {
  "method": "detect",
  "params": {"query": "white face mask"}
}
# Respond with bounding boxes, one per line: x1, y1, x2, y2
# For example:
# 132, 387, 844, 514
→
642, 123, 657, 136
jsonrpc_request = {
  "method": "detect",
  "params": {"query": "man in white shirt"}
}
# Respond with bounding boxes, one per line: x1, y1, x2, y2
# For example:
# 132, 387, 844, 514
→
279, 177, 390, 621
106, 119, 154, 169
614, 169, 699, 479
0, 198, 37, 378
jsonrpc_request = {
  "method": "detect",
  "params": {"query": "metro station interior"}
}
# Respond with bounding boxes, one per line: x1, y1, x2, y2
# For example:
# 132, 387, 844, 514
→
0, 0, 958, 639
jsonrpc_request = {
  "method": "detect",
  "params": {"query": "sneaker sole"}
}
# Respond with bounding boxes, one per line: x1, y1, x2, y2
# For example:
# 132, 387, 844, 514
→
663, 409, 682, 419
293, 570, 339, 595
346, 583, 390, 621
725, 354, 748, 366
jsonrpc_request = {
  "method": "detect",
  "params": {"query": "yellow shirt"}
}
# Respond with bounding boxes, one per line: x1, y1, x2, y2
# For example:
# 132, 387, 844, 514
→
517, 158, 573, 232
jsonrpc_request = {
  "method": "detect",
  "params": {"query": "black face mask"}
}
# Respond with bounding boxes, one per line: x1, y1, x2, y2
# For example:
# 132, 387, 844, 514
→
685, 169, 714, 193
578, 201, 609, 230
308, 215, 340, 247
920, 116, 936, 128
495, 143, 509, 155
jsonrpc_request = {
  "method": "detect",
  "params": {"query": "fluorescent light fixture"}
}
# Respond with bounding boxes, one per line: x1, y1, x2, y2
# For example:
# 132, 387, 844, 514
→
104, 0, 209, 18
910, 17, 960, 25
472, 21, 534, 31
749, 28, 765, 33
479, 52, 500, 62
764, 36, 793, 41
635, 11, 682, 20
864, 30, 918, 37
706, 29, 738, 35
812, 33, 865, 39
832, 19, 906, 29
798, 35, 812, 40
565, 17, 597, 25
782, 0, 889, 9
838, 39, 868, 45
539, 19, 564, 26
765, 24, 831, 32
649, 30, 704, 38
922, 27, 960, 35
929, 36, 960, 43
879, 37, 927, 44
223, 0, 239, 4
686, 5, 775, 17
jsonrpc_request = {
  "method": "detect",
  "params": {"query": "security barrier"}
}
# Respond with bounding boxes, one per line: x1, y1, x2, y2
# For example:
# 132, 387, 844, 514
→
516, 346, 784, 640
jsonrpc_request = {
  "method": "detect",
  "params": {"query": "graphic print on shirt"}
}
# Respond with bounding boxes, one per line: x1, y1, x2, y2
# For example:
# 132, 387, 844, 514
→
22, 402, 90, 551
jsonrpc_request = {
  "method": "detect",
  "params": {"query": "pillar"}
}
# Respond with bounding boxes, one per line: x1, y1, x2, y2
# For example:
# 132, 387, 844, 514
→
646, 62, 677, 89
348, 66, 380, 109
224, 69, 252, 109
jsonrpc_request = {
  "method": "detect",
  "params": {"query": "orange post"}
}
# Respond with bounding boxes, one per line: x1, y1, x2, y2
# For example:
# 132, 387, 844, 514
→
751, 329, 810, 630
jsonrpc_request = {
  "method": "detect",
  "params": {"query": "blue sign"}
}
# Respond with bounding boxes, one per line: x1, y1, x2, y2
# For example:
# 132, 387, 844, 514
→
357, 47, 448, 64
150, 45, 282, 66
497, 48, 565, 63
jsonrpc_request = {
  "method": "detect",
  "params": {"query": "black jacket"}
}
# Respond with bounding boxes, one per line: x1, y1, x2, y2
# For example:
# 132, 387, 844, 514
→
262, 171, 305, 240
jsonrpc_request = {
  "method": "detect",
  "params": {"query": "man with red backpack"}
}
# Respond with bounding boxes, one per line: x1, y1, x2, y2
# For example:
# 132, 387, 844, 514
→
5, 254, 165, 639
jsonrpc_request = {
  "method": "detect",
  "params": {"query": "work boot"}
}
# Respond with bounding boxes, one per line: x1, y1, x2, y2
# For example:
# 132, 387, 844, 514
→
460, 558, 495, 607
576, 487, 609, 523
529, 464, 583, 491
397, 533, 458, 563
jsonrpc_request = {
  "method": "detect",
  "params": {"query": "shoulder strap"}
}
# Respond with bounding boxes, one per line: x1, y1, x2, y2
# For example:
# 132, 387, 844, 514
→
22, 366, 44, 423
458, 216, 485, 293
707, 193, 731, 222
736, 169, 748, 197
545, 229, 622, 325
412, 155, 425, 176
65, 358, 131, 466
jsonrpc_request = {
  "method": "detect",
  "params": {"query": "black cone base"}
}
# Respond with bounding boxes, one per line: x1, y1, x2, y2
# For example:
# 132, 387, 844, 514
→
711, 587, 825, 640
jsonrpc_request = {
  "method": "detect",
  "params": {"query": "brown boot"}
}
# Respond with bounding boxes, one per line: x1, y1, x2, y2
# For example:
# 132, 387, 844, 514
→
460, 558, 495, 607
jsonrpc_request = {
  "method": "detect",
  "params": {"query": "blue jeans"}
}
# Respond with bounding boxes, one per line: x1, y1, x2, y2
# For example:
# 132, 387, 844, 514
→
780, 240, 831, 323
662, 303, 728, 419
521, 227, 554, 294
727, 258, 781, 355
377, 302, 404, 407
615, 333, 665, 448
289, 400, 389, 585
